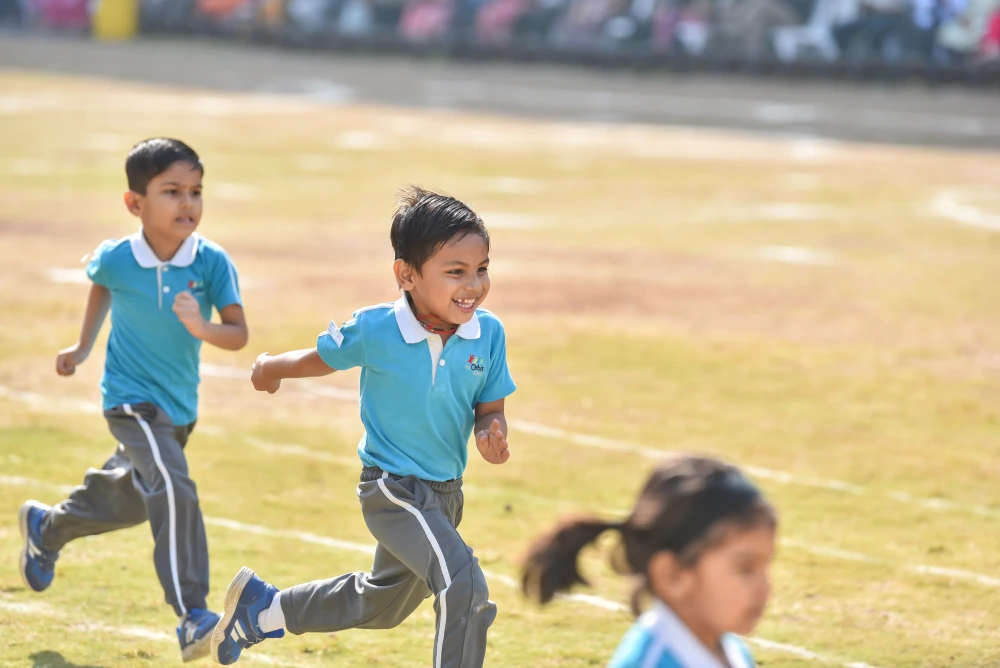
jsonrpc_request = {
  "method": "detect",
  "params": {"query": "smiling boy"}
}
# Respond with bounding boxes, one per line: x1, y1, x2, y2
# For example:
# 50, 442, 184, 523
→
211, 187, 516, 668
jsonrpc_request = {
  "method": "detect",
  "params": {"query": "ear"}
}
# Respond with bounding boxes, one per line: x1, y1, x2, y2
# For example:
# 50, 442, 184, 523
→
393, 259, 417, 291
123, 191, 142, 218
648, 551, 695, 604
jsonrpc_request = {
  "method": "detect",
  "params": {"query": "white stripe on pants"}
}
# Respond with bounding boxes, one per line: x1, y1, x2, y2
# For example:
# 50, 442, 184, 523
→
377, 472, 452, 668
123, 403, 186, 617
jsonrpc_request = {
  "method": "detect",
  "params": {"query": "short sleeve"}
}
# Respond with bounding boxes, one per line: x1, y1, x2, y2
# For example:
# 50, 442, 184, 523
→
207, 249, 242, 311
477, 323, 516, 404
316, 315, 366, 371
86, 240, 116, 288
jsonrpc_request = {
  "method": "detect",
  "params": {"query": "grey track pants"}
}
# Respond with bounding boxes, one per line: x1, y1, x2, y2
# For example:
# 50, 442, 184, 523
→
40, 402, 209, 617
280, 468, 495, 668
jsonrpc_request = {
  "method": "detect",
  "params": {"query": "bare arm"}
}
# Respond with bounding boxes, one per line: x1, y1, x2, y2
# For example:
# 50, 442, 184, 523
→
250, 348, 335, 394
56, 283, 111, 376
173, 295, 248, 351
474, 398, 510, 464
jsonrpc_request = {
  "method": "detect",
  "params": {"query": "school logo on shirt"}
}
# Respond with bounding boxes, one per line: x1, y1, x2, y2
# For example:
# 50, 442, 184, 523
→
465, 354, 485, 376
187, 279, 206, 295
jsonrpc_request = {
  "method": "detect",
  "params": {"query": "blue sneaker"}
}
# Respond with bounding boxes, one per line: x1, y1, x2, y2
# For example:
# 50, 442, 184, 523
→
211, 567, 284, 665
178, 608, 221, 662
18, 501, 59, 592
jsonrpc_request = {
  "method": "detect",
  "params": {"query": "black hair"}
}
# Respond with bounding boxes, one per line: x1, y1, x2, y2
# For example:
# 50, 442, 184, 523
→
521, 455, 776, 615
390, 186, 490, 274
125, 138, 203, 195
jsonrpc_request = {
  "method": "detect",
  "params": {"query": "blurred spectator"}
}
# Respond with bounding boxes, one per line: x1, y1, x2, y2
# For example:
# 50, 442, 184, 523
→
34, 0, 90, 30
772, 0, 858, 61
398, 0, 452, 41
711, 0, 803, 58
547, 0, 630, 49
649, 0, 715, 54
936, 0, 999, 60
338, 0, 375, 35
371, 0, 408, 34
475, 0, 532, 44
141, 0, 198, 31
833, 0, 967, 62
511, 0, 570, 45
0, 0, 24, 25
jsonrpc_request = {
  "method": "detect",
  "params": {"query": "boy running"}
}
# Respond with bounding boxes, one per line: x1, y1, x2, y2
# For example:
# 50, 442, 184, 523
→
212, 187, 515, 668
19, 138, 248, 662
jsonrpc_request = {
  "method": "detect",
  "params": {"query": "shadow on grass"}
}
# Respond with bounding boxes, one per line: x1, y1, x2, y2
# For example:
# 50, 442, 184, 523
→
29, 651, 106, 668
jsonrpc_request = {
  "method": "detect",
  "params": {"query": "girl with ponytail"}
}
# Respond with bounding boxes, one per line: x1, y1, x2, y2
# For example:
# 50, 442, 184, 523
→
522, 455, 776, 668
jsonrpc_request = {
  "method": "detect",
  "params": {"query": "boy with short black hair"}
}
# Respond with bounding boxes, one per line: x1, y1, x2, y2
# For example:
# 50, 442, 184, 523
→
211, 187, 515, 667
19, 137, 248, 662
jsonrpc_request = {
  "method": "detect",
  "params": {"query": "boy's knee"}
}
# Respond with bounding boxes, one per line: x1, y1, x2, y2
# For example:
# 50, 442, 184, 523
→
169, 476, 200, 508
448, 558, 491, 608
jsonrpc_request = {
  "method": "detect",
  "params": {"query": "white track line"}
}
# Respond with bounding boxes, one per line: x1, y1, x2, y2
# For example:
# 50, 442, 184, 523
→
211, 367, 1000, 519
0, 599, 303, 666
0, 475, 880, 668
932, 188, 1000, 232
10, 468, 996, 591
244, 437, 359, 468
2, 382, 997, 564
509, 419, 999, 518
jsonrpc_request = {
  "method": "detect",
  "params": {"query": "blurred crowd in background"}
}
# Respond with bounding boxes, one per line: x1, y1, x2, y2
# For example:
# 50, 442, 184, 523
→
2, 0, 999, 75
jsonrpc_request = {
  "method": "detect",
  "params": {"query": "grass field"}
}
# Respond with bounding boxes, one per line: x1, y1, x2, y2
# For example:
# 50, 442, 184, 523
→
1, 69, 1000, 668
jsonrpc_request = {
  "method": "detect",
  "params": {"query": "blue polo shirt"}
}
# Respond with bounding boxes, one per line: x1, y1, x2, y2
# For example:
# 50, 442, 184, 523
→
317, 296, 516, 481
87, 231, 242, 425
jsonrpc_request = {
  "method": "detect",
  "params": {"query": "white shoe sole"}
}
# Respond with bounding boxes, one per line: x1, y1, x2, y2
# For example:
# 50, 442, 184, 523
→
210, 566, 255, 665
181, 628, 214, 663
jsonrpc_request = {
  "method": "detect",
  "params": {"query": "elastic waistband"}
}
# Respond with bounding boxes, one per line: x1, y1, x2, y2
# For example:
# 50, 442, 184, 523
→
360, 466, 463, 494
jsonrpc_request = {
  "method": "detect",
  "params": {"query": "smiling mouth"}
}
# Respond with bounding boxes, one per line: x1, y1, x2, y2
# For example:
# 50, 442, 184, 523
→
175, 217, 196, 225
453, 297, 478, 310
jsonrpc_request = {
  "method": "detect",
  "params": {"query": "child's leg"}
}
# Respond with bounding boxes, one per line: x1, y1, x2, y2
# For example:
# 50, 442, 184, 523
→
280, 543, 431, 632
43, 419, 198, 552
281, 473, 495, 668
105, 403, 209, 617
41, 444, 148, 551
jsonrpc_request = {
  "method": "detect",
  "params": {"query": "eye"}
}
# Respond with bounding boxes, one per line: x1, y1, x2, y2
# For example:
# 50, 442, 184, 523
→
477, 266, 489, 273
448, 269, 463, 276
166, 189, 177, 195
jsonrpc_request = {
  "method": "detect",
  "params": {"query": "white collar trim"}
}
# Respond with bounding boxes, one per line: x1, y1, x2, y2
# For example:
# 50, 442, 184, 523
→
128, 231, 199, 269
393, 295, 481, 344
645, 601, 748, 668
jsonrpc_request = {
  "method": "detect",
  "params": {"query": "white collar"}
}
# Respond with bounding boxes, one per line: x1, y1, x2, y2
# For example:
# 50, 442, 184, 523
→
393, 294, 481, 344
644, 601, 751, 668
128, 231, 199, 269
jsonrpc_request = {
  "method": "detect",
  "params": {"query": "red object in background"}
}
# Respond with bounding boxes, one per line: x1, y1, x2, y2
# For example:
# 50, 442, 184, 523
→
197, 0, 252, 19
983, 10, 1000, 55
476, 0, 530, 44
35, 0, 89, 29
399, 0, 454, 42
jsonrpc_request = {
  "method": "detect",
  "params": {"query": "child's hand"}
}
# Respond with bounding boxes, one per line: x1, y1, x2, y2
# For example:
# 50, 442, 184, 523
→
172, 291, 205, 338
55, 343, 89, 376
251, 353, 281, 394
476, 419, 510, 464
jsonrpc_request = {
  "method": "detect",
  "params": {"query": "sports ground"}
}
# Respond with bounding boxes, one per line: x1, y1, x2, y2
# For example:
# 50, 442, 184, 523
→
1, 36, 999, 668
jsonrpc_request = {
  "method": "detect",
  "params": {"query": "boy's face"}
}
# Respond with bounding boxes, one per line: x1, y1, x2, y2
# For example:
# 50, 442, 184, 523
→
397, 233, 491, 325
124, 161, 203, 245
